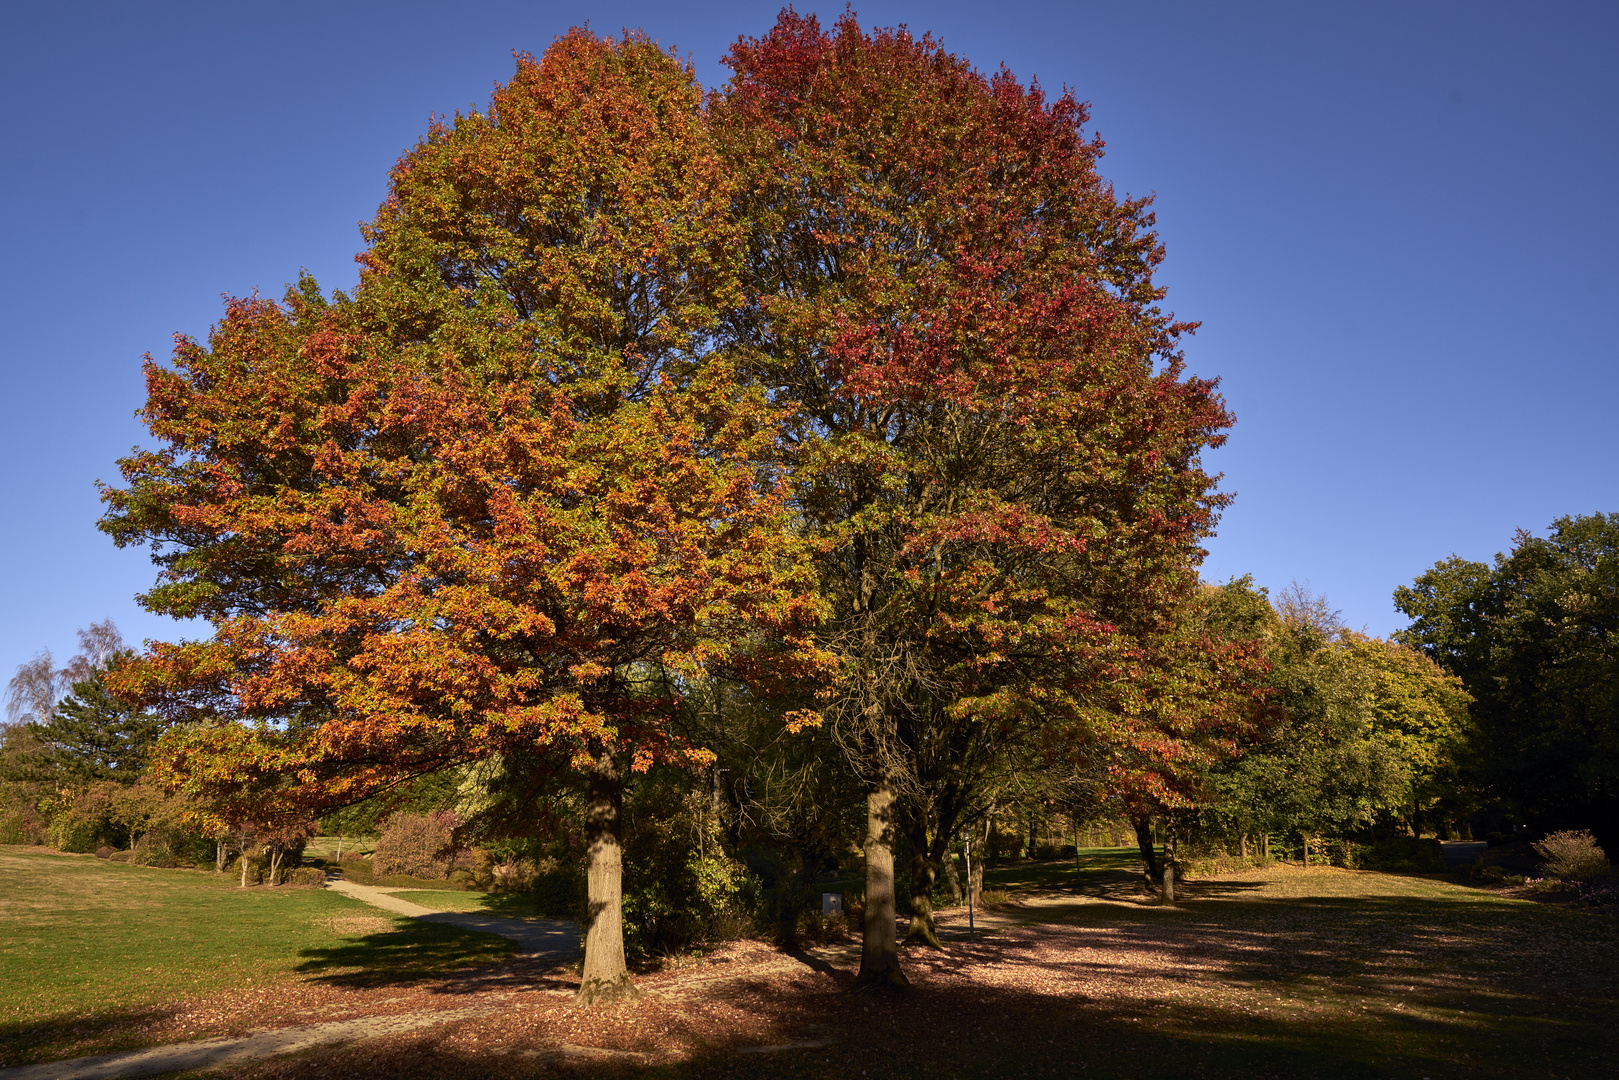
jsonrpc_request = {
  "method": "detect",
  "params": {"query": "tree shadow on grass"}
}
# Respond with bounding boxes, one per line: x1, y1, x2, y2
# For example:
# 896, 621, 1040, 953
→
0, 1004, 176, 1070
295, 921, 518, 989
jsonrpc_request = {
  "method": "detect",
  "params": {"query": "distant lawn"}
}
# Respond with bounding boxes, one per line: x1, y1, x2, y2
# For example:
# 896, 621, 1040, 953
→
982, 845, 1145, 893
0, 847, 514, 1067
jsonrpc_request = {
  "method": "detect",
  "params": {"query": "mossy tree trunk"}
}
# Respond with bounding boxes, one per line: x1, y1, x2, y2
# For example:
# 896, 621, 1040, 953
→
902, 826, 944, 949
577, 751, 638, 1005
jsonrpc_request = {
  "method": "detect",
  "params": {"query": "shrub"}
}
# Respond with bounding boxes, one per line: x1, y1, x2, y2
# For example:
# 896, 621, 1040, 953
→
1182, 851, 1272, 878
108, 850, 132, 862
530, 868, 583, 918
794, 908, 847, 943
489, 856, 539, 893
1572, 881, 1619, 907
95, 846, 115, 859
132, 828, 195, 868
372, 811, 460, 879
1532, 830, 1610, 881
0, 807, 48, 846
282, 866, 327, 887
447, 868, 476, 889
620, 786, 760, 959
47, 805, 104, 853
1348, 837, 1444, 874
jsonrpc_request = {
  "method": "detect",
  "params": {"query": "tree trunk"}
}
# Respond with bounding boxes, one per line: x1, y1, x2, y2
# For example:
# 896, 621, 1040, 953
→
854, 778, 909, 990
1162, 860, 1176, 905
942, 846, 963, 903
240, 851, 251, 888
577, 751, 638, 1005
1239, 833, 1248, 859
902, 823, 945, 949
967, 815, 988, 908
1133, 814, 1162, 889
268, 847, 284, 886
215, 840, 227, 873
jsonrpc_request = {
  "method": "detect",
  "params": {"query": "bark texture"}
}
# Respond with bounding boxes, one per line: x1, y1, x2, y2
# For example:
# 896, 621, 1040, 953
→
577, 753, 639, 1005
854, 780, 909, 990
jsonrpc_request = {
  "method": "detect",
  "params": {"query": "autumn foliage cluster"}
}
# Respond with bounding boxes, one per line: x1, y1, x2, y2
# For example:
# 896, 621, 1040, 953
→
86, 12, 1254, 997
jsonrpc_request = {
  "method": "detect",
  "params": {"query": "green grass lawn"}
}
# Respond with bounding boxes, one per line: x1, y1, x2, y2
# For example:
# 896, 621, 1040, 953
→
0, 846, 515, 1067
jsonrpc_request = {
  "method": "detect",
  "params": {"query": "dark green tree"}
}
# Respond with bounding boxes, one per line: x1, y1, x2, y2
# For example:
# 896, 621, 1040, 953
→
4, 658, 163, 785
1396, 513, 1619, 847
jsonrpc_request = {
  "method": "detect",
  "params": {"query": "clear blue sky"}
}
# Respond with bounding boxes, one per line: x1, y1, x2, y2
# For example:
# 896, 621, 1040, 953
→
2, 1, 1615, 674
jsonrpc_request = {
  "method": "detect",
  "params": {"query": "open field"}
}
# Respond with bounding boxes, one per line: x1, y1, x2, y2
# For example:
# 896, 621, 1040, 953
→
5, 846, 1618, 1078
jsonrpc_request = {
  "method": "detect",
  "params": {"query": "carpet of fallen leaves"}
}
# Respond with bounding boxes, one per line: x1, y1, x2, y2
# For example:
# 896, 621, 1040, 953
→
16, 864, 1619, 1079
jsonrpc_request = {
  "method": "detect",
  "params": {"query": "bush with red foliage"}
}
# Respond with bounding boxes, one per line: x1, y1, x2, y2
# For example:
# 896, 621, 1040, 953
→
372, 811, 461, 879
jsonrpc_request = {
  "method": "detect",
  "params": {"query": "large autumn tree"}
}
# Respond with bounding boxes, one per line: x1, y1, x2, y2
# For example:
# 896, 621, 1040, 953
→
714, 12, 1236, 982
103, 31, 820, 1004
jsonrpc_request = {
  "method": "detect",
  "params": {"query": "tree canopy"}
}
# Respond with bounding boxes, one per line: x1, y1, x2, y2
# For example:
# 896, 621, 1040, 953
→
1396, 512, 1619, 848
95, 13, 1255, 999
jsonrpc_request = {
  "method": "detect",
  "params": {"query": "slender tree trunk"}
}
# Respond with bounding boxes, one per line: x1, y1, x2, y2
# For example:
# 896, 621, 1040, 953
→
268, 847, 283, 886
942, 846, 963, 903
577, 751, 638, 1005
1133, 814, 1161, 888
240, 850, 251, 888
1162, 860, 1176, 905
969, 816, 988, 904
1240, 833, 1249, 859
215, 840, 226, 873
854, 776, 909, 990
